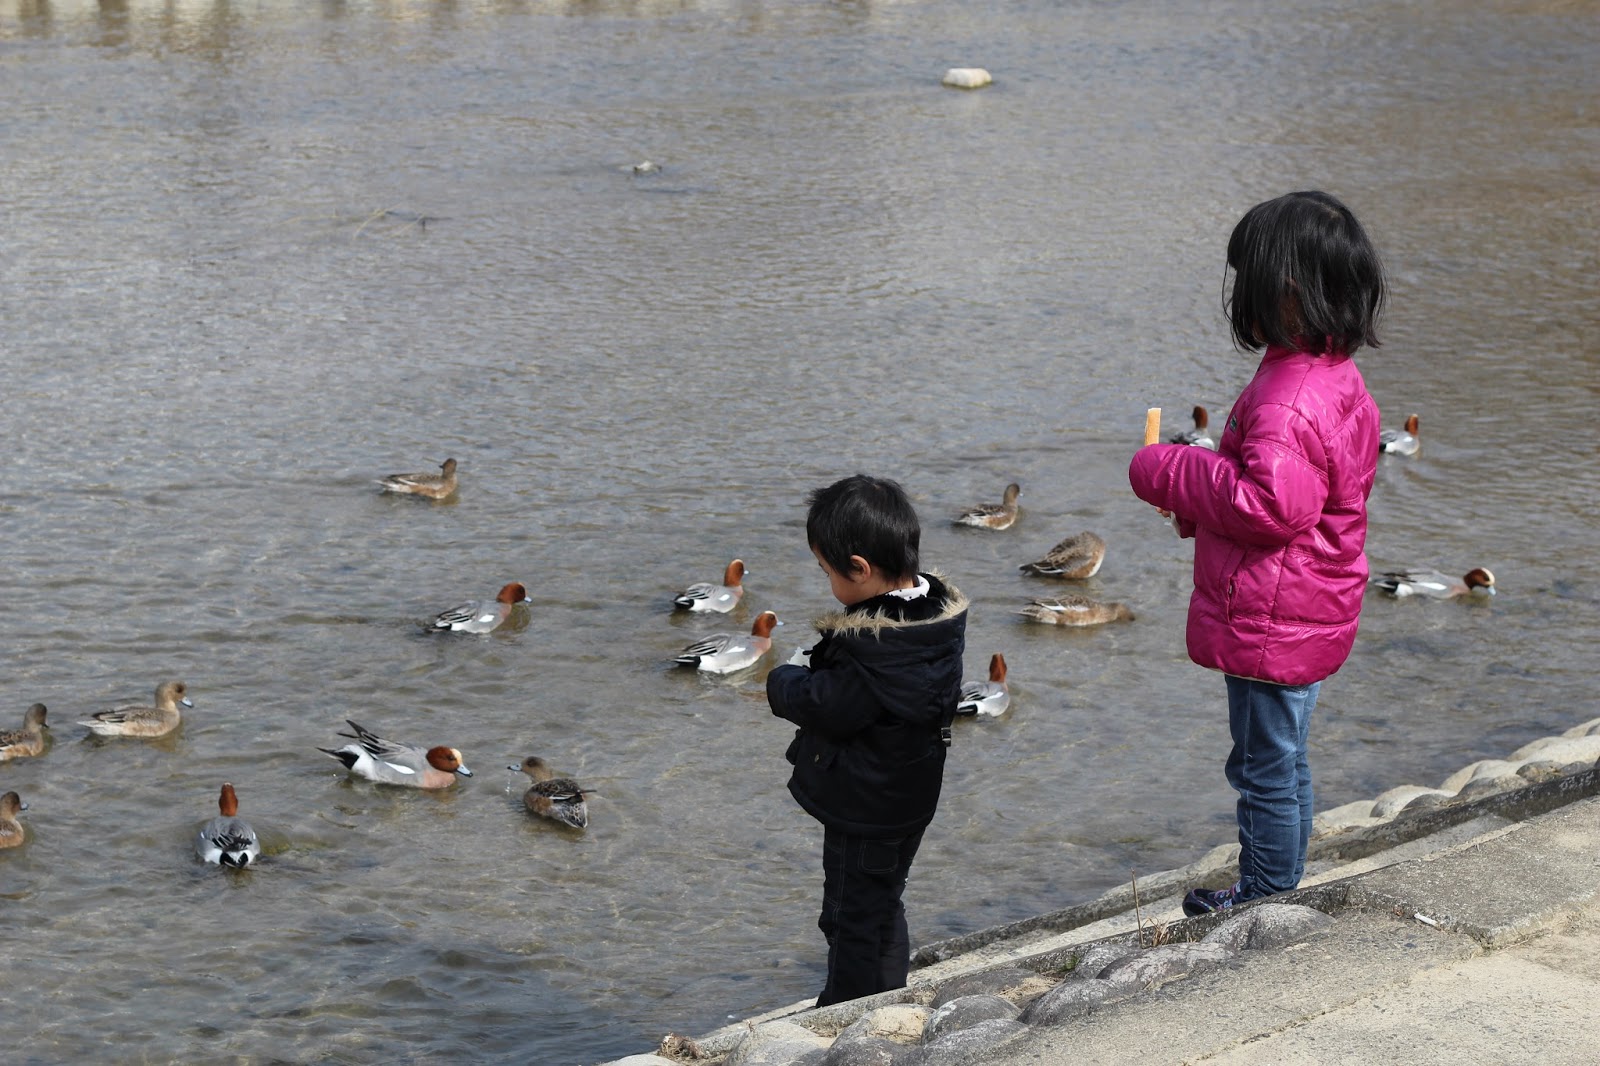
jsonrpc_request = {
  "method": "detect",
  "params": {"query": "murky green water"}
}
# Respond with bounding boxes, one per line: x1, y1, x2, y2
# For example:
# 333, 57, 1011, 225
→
1, 0, 1595, 1061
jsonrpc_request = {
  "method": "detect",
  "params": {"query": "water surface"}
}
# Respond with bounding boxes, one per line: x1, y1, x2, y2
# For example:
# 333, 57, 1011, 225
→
1, 0, 1595, 1062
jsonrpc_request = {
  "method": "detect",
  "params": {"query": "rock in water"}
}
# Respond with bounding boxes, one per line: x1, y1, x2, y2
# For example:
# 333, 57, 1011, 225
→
942, 67, 993, 89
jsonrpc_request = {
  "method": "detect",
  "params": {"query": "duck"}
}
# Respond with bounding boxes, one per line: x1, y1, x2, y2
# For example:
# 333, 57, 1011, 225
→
378, 457, 458, 499
673, 611, 782, 674
1018, 532, 1107, 579
79, 680, 193, 738
1378, 414, 1420, 456
1169, 405, 1218, 450
954, 483, 1022, 530
1371, 567, 1495, 599
673, 560, 747, 613
0, 791, 26, 850
320, 719, 473, 789
195, 783, 261, 869
957, 653, 1010, 717
509, 756, 590, 829
427, 581, 531, 633
1018, 596, 1135, 626
0, 703, 49, 761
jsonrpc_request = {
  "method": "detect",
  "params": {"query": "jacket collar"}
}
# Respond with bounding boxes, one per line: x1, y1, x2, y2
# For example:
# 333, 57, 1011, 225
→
811, 572, 969, 639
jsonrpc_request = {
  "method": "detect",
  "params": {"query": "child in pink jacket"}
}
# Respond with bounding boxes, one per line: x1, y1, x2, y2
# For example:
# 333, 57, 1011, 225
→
1129, 190, 1385, 915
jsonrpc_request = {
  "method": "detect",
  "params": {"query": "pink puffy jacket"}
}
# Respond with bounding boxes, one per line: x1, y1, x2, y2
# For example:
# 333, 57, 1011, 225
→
1129, 346, 1379, 685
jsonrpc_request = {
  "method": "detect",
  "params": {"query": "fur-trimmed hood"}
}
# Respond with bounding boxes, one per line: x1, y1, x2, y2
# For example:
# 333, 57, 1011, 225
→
810, 572, 970, 640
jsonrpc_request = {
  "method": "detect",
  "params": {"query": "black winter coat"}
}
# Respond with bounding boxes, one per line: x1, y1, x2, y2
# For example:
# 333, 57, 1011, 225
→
767, 574, 968, 837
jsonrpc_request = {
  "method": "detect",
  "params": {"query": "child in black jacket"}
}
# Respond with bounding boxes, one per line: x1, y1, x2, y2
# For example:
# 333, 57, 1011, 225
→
767, 474, 968, 1007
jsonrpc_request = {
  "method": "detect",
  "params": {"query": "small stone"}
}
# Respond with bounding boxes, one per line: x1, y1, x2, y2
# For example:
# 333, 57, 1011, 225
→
1455, 773, 1525, 801
1201, 903, 1334, 952
1018, 978, 1129, 1026
928, 967, 1036, 1007
941, 67, 993, 89
821, 1036, 901, 1066
1096, 942, 1236, 989
1371, 785, 1454, 819
899, 1020, 1028, 1065
607, 1057, 677, 1066
1313, 799, 1377, 831
1510, 734, 1600, 768
833, 1005, 930, 1045
724, 1020, 832, 1066
1439, 759, 1519, 793
923, 995, 1019, 1042
1071, 939, 1140, 980
1401, 790, 1454, 813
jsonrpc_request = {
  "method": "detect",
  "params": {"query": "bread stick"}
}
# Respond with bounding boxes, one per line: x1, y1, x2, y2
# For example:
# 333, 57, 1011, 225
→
1143, 407, 1162, 447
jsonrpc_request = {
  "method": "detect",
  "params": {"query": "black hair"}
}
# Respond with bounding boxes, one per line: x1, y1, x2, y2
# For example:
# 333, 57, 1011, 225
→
805, 474, 920, 581
1225, 190, 1386, 355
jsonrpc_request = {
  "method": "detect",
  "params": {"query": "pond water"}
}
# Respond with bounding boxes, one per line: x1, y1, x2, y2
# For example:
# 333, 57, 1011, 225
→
0, 0, 1595, 1062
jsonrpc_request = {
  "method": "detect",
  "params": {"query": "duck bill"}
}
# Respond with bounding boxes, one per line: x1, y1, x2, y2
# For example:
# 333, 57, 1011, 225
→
181, 698, 195, 708
456, 766, 474, 777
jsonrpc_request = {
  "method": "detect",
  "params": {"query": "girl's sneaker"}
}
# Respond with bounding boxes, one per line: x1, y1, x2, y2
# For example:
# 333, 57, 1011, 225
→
1182, 883, 1240, 917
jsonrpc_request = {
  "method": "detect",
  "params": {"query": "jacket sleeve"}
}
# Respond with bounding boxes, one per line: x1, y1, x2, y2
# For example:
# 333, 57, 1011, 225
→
767, 663, 877, 740
1129, 405, 1329, 547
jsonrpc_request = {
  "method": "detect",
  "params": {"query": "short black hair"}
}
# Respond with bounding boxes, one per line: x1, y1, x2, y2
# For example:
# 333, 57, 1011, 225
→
805, 474, 920, 581
1225, 190, 1386, 355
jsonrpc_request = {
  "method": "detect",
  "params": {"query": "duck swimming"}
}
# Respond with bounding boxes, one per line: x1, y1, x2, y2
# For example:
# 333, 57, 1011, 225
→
1018, 596, 1134, 626
1378, 414, 1420, 456
378, 457, 458, 499
957, 653, 1010, 717
320, 720, 473, 789
954, 483, 1022, 530
427, 581, 531, 634
0, 703, 49, 761
1169, 406, 1218, 450
1371, 567, 1495, 599
195, 783, 261, 869
673, 559, 747, 614
509, 756, 590, 829
673, 611, 782, 674
1018, 532, 1107, 579
79, 681, 193, 739
0, 791, 26, 850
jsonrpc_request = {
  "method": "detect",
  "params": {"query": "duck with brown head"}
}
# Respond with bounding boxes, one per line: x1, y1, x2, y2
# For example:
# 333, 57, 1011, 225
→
672, 611, 782, 674
196, 783, 261, 869
427, 581, 531, 634
1378, 413, 1421, 456
320, 720, 473, 789
673, 559, 747, 613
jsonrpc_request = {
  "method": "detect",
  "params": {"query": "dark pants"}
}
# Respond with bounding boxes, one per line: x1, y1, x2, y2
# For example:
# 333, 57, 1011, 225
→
815, 825, 925, 1007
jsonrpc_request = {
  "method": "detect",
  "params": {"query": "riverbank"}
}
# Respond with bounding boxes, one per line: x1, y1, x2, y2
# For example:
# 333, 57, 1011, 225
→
603, 719, 1600, 1064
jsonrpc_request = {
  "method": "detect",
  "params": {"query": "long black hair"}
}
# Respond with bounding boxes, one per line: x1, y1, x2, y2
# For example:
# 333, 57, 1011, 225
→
1225, 190, 1386, 355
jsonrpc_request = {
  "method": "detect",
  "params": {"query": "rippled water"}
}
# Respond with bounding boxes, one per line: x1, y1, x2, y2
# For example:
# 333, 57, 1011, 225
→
1, 0, 1595, 1061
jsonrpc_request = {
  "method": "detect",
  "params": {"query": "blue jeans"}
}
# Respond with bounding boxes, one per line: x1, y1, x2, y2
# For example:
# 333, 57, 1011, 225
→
1224, 675, 1320, 901
815, 826, 925, 1007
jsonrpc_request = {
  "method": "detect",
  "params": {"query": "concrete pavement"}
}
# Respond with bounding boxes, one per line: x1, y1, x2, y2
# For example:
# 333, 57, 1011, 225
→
974, 794, 1600, 1065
